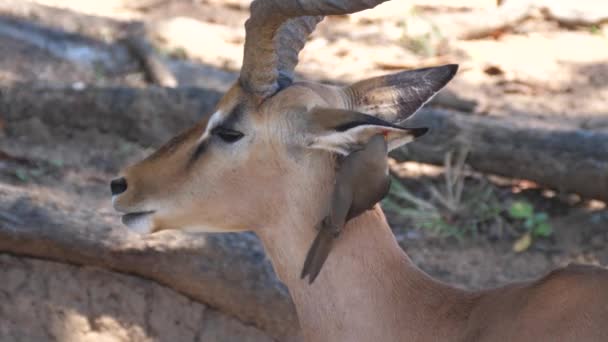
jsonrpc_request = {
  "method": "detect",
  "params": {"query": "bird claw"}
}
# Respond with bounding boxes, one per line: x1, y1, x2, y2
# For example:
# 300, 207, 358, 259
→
317, 215, 341, 237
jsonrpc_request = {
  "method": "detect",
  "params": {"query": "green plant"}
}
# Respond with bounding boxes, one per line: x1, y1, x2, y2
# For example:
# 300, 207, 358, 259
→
383, 149, 504, 239
49, 158, 64, 168
14, 168, 29, 182
508, 201, 552, 252
13, 166, 45, 182
382, 176, 461, 238
93, 61, 107, 82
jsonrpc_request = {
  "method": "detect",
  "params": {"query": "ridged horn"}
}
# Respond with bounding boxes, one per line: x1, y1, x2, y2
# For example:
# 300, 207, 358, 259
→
239, 0, 390, 99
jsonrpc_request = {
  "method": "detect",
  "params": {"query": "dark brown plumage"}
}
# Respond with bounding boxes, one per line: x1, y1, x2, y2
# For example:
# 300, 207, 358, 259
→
301, 134, 390, 283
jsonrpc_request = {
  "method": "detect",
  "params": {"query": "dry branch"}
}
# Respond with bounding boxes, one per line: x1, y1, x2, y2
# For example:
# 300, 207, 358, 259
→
2, 85, 606, 202
0, 184, 299, 340
0, 85, 605, 338
0, 89, 605, 338
0, 86, 222, 147
0, 9, 135, 74
0, 85, 299, 339
395, 108, 608, 202
123, 22, 179, 88
0, 0, 177, 82
124, 34, 179, 87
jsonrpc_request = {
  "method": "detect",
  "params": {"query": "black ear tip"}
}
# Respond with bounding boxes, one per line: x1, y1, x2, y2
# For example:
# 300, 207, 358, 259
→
438, 64, 459, 78
411, 127, 429, 138
445, 64, 459, 72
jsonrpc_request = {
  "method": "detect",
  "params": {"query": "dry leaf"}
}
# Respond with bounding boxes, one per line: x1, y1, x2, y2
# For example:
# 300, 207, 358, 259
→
512, 232, 532, 253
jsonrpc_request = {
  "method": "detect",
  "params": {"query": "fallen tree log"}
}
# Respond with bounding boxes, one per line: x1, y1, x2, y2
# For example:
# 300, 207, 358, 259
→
124, 33, 179, 87
0, 1, 178, 85
2, 86, 606, 201
395, 108, 608, 202
0, 184, 299, 340
0, 253, 276, 341
0, 86, 222, 147
0, 15, 134, 74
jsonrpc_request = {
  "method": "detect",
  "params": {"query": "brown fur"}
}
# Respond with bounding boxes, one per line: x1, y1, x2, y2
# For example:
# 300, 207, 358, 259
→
113, 72, 608, 341
113, 82, 342, 234
258, 205, 608, 341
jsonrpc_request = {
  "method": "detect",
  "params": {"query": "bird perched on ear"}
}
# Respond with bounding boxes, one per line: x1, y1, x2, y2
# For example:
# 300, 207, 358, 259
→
301, 134, 391, 283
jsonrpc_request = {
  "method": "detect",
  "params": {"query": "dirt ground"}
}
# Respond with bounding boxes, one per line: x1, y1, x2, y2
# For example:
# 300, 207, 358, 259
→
0, 254, 273, 342
0, 0, 607, 341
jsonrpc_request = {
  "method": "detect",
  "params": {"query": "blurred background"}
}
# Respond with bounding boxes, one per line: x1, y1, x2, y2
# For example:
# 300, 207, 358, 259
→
0, 0, 606, 341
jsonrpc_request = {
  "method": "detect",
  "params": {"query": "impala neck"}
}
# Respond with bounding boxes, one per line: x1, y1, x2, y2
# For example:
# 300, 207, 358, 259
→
256, 205, 472, 341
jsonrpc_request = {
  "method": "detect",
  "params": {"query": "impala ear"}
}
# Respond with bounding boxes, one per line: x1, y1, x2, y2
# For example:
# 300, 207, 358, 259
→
304, 107, 428, 155
344, 64, 458, 123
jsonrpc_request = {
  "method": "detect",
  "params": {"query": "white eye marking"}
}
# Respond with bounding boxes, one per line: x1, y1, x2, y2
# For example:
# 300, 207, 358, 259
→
199, 110, 226, 142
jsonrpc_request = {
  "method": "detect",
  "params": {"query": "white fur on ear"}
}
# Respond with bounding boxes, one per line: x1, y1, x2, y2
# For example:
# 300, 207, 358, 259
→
308, 125, 427, 155
345, 64, 458, 123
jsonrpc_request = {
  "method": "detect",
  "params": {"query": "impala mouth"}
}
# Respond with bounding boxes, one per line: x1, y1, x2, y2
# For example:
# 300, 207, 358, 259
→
121, 211, 155, 234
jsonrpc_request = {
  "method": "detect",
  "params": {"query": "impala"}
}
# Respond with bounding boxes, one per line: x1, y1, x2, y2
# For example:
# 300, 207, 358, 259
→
111, 0, 608, 340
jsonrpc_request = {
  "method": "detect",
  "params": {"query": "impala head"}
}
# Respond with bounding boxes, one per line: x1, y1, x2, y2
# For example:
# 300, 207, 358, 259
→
111, 0, 457, 235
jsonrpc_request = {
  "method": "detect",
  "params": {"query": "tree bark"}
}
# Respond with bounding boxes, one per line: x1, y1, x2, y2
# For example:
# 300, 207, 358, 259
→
3, 86, 606, 201
124, 34, 179, 87
1, 85, 301, 340
0, 184, 299, 340
1, 84, 606, 338
0, 86, 222, 147
395, 108, 608, 202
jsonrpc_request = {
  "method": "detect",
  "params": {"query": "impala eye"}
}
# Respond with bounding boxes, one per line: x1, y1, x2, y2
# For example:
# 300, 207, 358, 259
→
211, 127, 244, 143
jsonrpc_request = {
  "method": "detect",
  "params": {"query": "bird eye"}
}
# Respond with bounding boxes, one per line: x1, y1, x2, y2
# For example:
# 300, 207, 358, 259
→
211, 126, 244, 143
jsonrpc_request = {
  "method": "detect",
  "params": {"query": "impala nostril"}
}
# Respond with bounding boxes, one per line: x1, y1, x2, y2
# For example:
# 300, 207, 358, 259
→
110, 177, 128, 196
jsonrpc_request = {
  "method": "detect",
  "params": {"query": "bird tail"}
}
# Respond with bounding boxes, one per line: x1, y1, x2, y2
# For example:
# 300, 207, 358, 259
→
300, 220, 337, 284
